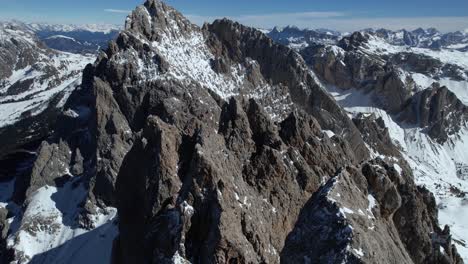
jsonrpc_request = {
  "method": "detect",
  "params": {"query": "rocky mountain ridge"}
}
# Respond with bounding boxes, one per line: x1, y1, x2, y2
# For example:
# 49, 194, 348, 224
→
365, 28, 468, 51
2, 21, 121, 54
0, 0, 466, 263
268, 17, 468, 261
0, 22, 94, 163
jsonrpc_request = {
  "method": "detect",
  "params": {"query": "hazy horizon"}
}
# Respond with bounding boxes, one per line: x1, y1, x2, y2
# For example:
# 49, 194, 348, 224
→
0, 0, 468, 33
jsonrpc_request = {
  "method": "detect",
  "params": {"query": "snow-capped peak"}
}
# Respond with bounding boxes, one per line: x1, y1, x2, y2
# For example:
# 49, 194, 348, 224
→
26, 22, 122, 34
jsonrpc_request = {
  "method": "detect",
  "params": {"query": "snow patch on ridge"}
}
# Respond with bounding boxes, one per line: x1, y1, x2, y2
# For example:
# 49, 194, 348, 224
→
7, 178, 118, 263
409, 72, 468, 106
117, 4, 294, 121
151, 30, 244, 99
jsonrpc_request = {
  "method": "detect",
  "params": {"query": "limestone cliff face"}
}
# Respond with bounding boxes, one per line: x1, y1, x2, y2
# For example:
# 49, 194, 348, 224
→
399, 84, 468, 144
299, 32, 468, 145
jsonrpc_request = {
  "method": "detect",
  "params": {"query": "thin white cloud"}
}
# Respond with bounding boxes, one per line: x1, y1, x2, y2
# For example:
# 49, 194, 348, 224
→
187, 11, 346, 27
104, 9, 131, 14
318, 17, 468, 33
186, 12, 468, 33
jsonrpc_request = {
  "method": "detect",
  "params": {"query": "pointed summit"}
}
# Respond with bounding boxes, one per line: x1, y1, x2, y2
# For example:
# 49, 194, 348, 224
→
124, 0, 197, 41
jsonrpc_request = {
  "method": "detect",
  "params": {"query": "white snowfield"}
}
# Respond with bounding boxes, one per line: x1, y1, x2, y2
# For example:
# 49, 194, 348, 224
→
365, 35, 468, 69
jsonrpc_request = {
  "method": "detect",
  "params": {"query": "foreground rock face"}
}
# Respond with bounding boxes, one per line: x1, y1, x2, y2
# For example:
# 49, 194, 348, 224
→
269, 26, 468, 51
1, 0, 464, 263
110, 1, 462, 263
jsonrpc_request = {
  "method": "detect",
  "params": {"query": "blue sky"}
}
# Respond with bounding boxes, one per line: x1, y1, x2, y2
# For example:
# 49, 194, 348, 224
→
1, 0, 468, 32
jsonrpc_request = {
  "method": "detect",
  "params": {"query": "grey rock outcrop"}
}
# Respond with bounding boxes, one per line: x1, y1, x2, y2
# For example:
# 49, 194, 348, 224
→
300, 40, 412, 114
399, 84, 468, 143
109, 1, 462, 263
353, 113, 404, 156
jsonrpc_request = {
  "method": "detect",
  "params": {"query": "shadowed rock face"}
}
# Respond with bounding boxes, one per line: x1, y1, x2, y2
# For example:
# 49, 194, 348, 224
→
0, 22, 94, 162
1, 0, 464, 263
0, 207, 13, 262
399, 84, 468, 143
353, 113, 403, 157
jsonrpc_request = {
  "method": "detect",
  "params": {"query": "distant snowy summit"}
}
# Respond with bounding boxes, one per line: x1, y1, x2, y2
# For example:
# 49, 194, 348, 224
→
26, 22, 122, 34
28, 22, 122, 54
1, 20, 122, 54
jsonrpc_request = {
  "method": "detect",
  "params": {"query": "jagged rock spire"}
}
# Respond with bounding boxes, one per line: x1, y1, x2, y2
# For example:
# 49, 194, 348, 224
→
124, 0, 197, 41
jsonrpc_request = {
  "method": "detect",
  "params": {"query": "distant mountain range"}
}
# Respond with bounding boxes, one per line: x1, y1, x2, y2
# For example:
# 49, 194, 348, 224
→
0, 21, 95, 157
265, 26, 468, 51
4, 20, 468, 53
1, 21, 122, 54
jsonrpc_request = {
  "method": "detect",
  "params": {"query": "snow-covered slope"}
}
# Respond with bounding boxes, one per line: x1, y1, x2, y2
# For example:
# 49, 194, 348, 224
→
1, 25, 103, 263
2, 175, 114, 262
28, 22, 120, 54
0, 22, 94, 128
0, 55, 92, 127
1, 176, 118, 263
358, 34, 468, 107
